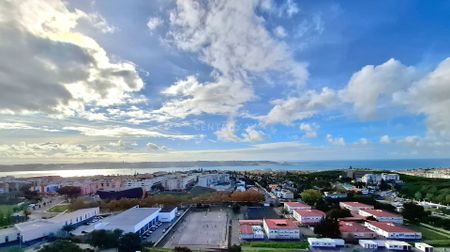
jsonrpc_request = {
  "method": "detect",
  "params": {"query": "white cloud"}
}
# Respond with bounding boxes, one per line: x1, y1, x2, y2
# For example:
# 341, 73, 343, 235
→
0, 0, 144, 117
146, 142, 168, 152
242, 125, 265, 142
261, 87, 337, 125
280, 0, 299, 18
356, 138, 369, 145
0, 122, 59, 132
299, 123, 319, 138
63, 126, 199, 140
397, 136, 420, 146
147, 16, 163, 31
158, 0, 308, 120
326, 134, 345, 146
340, 58, 416, 120
215, 120, 264, 143
380, 135, 391, 144
394, 57, 450, 138
273, 26, 287, 38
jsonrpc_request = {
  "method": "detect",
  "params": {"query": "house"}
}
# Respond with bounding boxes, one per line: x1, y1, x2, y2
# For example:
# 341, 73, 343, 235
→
263, 219, 300, 239
359, 209, 403, 224
381, 173, 400, 182
339, 221, 376, 240
308, 238, 345, 248
364, 221, 422, 240
361, 174, 382, 184
383, 240, 412, 251
359, 239, 379, 249
239, 220, 265, 240
339, 202, 374, 212
292, 209, 325, 225
415, 242, 433, 252
283, 202, 311, 213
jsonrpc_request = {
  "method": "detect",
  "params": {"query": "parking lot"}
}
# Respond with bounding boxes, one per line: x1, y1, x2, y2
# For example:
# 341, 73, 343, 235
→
163, 208, 229, 249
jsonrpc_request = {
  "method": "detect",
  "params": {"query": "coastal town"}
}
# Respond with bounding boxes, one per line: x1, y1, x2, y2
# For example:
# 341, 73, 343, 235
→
0, 168, 449, 252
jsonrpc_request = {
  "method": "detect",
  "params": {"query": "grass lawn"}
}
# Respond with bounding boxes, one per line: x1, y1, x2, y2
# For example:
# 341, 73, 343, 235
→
0, 204, 15, 214
242, 241, 309, 249
0, 246, 24, 252
405, 223, 449, 240
48, 204, 70, 213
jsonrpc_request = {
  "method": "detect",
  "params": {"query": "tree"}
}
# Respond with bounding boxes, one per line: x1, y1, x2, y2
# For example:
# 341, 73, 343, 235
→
314, 219, 340, 238
88, 229, 122, 249
402, 202, 429, 222
379, 179, 390, 191
301, 189, 322, 205
118, 232, 141, 252
232, 203, 241, 214
414, 191, 423, 201
174, 247, 192, 252
19, 184, 41, 202
228, 244, 241, 252
326, 208, 351, 220
58, 186, 82, 200
38, 240, 83, 252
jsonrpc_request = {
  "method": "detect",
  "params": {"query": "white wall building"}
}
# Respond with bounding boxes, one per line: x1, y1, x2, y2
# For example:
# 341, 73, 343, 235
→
381, 173, 400, 182
359, 239, 378, 249
158, 206, 177, 222
339, 202, 374, 212
283, 202, 311, 213
364, 221, 422, 240
308, 238, 345, 248
263, 219, 300, 240
197, 173, 230, 188
94, 206, 160, 235
292, 209, 325, 225
359, 209, 403, 224
415, 242, 433, 252
164, 175, 197, 190
361, 174, 382, 184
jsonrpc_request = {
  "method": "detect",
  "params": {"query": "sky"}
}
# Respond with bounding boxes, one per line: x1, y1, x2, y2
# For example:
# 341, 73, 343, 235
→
0, 0, 450, 164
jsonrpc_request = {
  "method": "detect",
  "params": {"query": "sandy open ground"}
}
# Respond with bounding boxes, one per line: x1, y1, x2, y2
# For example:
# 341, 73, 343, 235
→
164, 208, 229, 249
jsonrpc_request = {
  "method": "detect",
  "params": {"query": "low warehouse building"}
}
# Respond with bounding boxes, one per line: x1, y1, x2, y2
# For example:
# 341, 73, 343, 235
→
339, 202, 374, 212
340, 221, 376, 240
283, 202, 311, 213
308, 238, 345, 248
415, 242, 433, 252
263, 219, 300, 240
359, 209, 403, 224
359, 239, 378, 249
292, 209, 325, 225
239, 220, 265, 240
94, 206, 160, 235
364, 221, 422, 240
159, 206, 177, 222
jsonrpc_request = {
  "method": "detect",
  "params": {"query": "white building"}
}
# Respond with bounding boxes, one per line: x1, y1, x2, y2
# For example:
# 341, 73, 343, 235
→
339, 202, 374, 212
292, 209, 325, 225
283, 202, 311, 213
361, 174, 382, 184
364, 221, 422, 240
1, 207, 99, 244
94, 206, 160, 235
263, 219, 300, 240
239, 220, 265, 240
359, 239, 379, 249
164, 174, 197, 190
158, 206, 177, 222
308, 238, 345, 248
124, 176, 166, 191
415, 242, 433, 252
197, 173, 230, 188
274, 189, 294, 199
381, 173, 400, 182
359, 209, 403, 224
383, 240, 412, 251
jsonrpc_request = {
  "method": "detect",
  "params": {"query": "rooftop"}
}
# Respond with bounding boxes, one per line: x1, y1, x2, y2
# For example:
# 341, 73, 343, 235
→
339, 221, 374, 233
284, 202, 311, 208
99, 207, 160, 230
360, 209, 402, 218
341, 202, 374, 208
240, 224, 253, 234
264, 219, 298, 230
160, 206, 177, 213
366, 221, 418, 233
293, 209, 326, 217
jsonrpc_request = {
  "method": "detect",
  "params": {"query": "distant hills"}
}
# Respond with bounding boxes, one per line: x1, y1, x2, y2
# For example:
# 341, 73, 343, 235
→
0, 160, 282, 172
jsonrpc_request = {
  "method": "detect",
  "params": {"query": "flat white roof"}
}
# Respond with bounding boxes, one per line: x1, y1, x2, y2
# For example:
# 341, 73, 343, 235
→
99, 207, 160, 231
51, 207, 99, 223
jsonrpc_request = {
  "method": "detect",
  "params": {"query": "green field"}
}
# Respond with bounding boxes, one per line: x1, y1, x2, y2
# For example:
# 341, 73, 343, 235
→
0, 205, 15, 214
405, 223, 449, 240
48, 204, 70, 213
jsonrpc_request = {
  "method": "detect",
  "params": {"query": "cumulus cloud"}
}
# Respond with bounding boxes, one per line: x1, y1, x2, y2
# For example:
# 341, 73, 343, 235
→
380, 135, 391, 144
146, 142, 168, 152
261, 87, 337, 125
0, 122, 59, 132
0, 142, 105, 159
394, 58, 450, 138
340, 58, 416, 120
299, 123, 319, 138
356, 138, 369, 145
215, 120, 264, 143
156, 0, 308, 120
326, 134, 345, 146
0, 0, 144, 116
273, 26, 287, 38
63, 126, 199, 140
147, 16, 163, 31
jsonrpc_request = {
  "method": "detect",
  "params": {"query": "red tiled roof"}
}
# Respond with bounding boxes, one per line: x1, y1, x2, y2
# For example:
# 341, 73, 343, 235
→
264, 219, 298, 230
240, 224, 253, 234
341, 202, 374, 208
285, 202, 311, 208
339, 221, 374, 233
293, 209, 326, 217
360, 209, 402, 218
366, 221, 418, 233
239, 220, 263, 225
